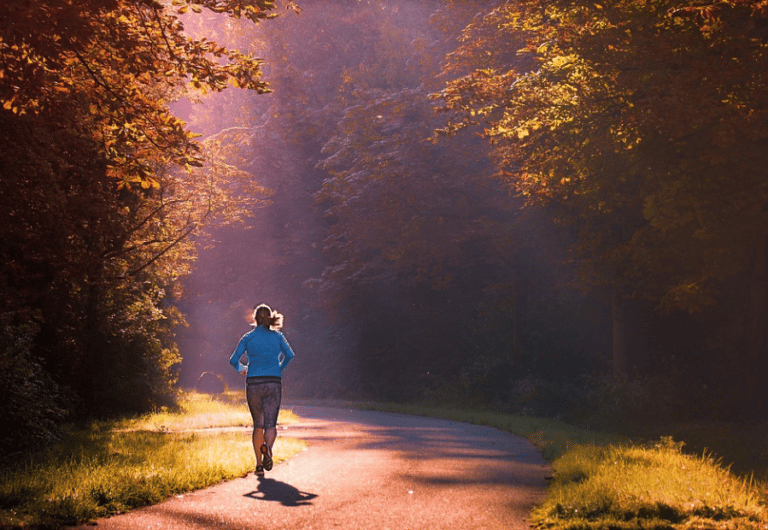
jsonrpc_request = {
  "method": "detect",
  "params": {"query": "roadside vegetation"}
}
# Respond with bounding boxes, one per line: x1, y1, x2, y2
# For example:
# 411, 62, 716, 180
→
533, 438, 764, 530
0, 392, 304, 530
353, 401, 768, 530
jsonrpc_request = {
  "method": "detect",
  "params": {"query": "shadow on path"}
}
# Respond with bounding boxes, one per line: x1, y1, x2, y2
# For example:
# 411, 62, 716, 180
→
244, 477, 318, 507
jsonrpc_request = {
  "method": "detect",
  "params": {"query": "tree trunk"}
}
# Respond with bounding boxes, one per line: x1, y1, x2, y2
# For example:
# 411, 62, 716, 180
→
511, 275, 527, 364
612, 286, 628, 382
81, 276, 106, 413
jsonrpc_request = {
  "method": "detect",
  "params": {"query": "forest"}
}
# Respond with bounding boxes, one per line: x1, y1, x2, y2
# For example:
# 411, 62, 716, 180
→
2, 0, 768, 456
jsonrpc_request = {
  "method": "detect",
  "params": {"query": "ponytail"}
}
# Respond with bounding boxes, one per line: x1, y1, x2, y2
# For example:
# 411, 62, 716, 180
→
253, 304, 284, 330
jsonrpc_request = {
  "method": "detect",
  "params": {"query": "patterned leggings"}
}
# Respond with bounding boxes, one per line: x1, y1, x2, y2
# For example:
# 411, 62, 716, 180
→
246, 379, 282, 428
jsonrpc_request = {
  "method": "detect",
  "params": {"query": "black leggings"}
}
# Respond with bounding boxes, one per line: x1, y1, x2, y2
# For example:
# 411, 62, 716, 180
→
246, 378, 282, 428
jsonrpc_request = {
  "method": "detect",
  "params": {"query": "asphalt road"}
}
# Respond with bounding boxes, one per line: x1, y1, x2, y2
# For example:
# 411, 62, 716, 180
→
72, 406, 550, 530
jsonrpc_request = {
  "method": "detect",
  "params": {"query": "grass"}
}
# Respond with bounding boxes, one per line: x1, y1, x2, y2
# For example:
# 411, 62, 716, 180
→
349, 401, 768, 530
532, 438, 765, 530
114, 389, 301, 432
0, 391, 305, 530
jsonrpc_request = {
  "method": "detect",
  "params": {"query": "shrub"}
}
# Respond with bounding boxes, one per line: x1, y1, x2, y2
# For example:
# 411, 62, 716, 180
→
0, 318, 69, 457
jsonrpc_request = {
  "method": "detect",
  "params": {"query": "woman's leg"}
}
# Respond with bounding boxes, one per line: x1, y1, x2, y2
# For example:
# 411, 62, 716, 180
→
253, 427, 265, 466
246, 381, 267, 468
261, 382, 282, 454
264, 425, 277, 451
248, 380, 282, 472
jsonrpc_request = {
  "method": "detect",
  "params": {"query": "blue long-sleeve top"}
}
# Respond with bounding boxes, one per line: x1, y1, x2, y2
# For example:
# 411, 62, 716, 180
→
229, 326, 295, 378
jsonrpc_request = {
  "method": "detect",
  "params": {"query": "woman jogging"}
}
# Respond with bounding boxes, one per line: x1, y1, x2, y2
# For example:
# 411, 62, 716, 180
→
229, 304, 295, 477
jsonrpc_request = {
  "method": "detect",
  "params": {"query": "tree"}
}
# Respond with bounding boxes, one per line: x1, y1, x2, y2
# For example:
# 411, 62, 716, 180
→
0, 0, 288, 437
0, 0, 289, 187
433, 0, 768, 400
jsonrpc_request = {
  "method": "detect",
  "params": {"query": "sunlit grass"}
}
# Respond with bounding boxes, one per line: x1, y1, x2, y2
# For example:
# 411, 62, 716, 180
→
353, 401, 768, 530
115, 389, 301, 432
532, 438, 766, 530
0, 391, 305, 529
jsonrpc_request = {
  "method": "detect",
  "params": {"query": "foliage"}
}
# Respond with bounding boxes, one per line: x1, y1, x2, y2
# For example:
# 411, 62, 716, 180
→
430, 0, 768, 404
0, 316, 68, 457
317, 89, 496, 295
433, 0, 768, 311
0, 0, 285, 188
0, 0, 285, 452
303, 2, 569, 397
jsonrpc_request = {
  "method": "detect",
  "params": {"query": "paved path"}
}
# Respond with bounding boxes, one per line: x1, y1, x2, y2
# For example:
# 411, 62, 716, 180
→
73, 406, 549, 530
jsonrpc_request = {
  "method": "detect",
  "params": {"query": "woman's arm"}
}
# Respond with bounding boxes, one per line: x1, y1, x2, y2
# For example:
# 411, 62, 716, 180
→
278, 333, 295, 373
228, 336, 248, 374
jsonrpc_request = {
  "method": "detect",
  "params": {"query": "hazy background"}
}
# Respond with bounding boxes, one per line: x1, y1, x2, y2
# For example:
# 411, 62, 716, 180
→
171, 0, 741, 427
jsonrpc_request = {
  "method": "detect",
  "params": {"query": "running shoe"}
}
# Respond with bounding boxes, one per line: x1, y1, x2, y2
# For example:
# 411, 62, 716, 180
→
255, 464, 264, 477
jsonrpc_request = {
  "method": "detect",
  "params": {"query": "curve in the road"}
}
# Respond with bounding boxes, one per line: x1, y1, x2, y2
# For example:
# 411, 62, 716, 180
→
72, 405, 550, 530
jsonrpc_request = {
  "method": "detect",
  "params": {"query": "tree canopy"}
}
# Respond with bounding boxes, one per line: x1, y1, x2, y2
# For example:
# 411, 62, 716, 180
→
0, 0, 287, 188
432, 0, 768, 395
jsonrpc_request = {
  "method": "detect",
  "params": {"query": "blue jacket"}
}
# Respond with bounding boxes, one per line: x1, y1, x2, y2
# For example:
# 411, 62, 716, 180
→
229, 326, 295, 378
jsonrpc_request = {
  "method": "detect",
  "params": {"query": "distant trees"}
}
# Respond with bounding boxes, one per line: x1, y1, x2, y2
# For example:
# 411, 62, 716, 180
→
189, 0, 599, 403
208, 0, 768, 420
174, 1, 621, 411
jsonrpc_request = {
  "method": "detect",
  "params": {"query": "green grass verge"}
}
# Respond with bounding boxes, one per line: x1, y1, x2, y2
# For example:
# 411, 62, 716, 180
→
533, 438, 764, 530
0, 391, 305, 529
349, 401, 768, 530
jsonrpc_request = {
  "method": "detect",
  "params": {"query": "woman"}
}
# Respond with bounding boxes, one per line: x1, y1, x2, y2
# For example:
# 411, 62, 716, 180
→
229, 304, 295, 477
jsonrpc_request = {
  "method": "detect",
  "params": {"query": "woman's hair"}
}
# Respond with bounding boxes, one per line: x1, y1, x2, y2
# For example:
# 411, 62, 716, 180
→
253, 304, 284, 330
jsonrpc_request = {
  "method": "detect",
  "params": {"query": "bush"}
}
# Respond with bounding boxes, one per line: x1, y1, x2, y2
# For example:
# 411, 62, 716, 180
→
0, 319, 69, 457
458, 364, 702, 428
